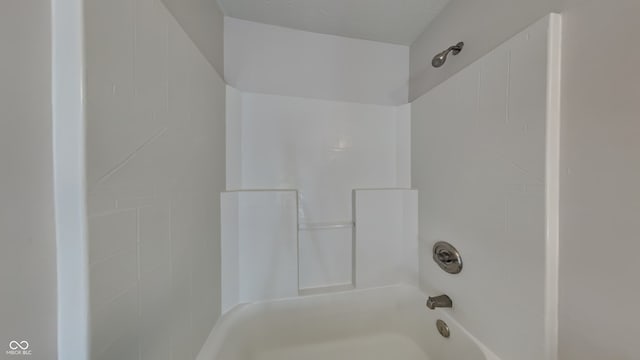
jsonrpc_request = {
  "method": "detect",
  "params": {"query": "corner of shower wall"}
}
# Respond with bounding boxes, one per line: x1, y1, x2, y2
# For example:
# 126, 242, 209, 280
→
221, 190, 299, 313
53, 0, 90, 358
83, 0, 227, 358
544, 13, 562, 360
225, 85, 243, 191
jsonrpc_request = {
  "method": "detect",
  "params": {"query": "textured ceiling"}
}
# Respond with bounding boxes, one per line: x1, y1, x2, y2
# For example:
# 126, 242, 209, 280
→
216, 0, 452, 45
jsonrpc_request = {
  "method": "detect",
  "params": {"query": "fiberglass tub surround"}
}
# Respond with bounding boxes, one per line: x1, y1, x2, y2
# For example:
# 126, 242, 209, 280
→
207, 13, 560, 360
85, 0, 226, 358
82, 0, 560, 356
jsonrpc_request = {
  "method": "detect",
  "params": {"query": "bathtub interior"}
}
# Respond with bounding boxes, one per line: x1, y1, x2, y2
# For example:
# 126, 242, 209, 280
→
202, 285, 493, 360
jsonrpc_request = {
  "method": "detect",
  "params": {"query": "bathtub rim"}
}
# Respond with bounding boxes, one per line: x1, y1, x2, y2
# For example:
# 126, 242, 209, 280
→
196, 284, 501, 360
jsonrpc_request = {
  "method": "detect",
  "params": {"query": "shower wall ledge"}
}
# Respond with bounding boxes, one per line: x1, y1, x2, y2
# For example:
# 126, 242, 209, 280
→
221, 188, 418, 313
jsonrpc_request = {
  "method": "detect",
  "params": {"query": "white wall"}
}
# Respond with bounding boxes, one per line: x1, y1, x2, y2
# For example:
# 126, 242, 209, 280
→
409, 0, 560, 100
558, 2, 640, 359
52, 0, 89, 358
410, 1, 640, 359
221, 191, 299, 313
227, 91, 410, 223
225, 18, 410, 106
412, 16, 560, 360
161, 0, 225, 77
354, 189, 418, 289
223, 21, 413, 295
0, 1, 57, 359
224, 89, 412, 294
85, 0, 226, 358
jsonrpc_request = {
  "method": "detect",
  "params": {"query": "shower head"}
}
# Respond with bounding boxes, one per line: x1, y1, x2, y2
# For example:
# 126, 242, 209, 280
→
432, 42, 464, 68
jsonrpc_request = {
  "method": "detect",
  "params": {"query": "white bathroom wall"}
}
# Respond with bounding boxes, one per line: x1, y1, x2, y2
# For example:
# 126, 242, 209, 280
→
161, 0, 224, 77
227, 91, 410, 223
396, 104, 412, 189
224, 89, 412, 293
412, 16, 559, 360
222, 14, 414, 298
410, 1, 560, 100
354, 190, 419, 288
0, 1, 58, 358
221, 191, 298, 313
225, 86, 243, 191
224, 17, 410, 106
557, 2, 640, 359
85, 0, 226, 358
410, 1, 640, 359
53, 0, 90, 358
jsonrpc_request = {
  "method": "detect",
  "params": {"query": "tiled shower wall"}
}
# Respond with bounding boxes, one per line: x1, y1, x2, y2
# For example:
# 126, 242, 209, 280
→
85, 0, 226, 358
411, 15, 560, 360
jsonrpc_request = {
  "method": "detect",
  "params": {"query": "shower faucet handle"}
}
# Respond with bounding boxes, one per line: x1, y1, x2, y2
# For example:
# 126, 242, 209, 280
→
435, 250, 456, 263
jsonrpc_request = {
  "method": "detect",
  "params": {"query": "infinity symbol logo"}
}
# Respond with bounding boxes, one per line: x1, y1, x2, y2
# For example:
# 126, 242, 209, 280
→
9, 341, 29, 350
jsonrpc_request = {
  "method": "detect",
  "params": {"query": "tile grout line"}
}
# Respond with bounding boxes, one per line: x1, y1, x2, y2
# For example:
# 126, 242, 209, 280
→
94, 126, 168, 187
136, 207, 142, 360
133, 0, 142, 356
505, 50, 512, 125
164, 6, 173, 358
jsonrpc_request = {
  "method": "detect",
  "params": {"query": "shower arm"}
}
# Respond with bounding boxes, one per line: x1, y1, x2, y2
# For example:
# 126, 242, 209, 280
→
448, 43, 463, 55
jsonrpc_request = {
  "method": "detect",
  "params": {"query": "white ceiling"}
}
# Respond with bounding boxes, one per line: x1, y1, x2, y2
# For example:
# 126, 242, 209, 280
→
216, 0, 452, 46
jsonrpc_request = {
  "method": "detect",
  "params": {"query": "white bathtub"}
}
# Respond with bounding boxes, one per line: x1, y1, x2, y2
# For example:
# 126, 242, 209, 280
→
197, 285, 500, 360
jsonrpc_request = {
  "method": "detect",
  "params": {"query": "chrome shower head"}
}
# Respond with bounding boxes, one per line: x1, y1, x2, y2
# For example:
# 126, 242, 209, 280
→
432, 42, 464, 68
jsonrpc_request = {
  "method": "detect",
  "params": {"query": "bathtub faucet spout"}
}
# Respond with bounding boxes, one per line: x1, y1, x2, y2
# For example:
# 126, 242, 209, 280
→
426, 295, 453, 310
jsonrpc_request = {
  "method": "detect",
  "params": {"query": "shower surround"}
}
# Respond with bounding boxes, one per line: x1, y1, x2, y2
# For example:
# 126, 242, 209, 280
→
221, 17, 416, 302
222, 89, 415, 301
84, 0, 226, 358
207, 13, 560, 360
79, 0, 560, 357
